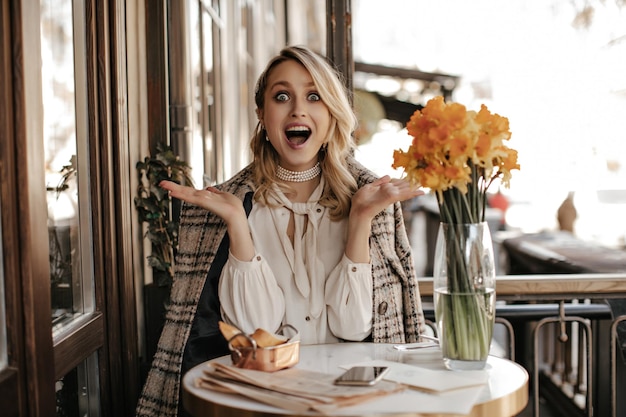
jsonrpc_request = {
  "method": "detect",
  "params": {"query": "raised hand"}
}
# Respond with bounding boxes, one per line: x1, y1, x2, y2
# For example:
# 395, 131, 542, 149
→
160, 180, 247, 225
350, 176, 424, 222
344, 176, 423, 263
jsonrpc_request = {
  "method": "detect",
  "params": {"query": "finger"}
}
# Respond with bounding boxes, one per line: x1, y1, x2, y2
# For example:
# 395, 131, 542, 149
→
399, 188, 425, 201
370, 175, 391, 187
160, 180, 197, 196
161, 182, 204, 204
389, 177, 414, 188
159, 180, 176, 191
160, 182, 189, 199
382, 182, 424, 202
391, 179, 423, 194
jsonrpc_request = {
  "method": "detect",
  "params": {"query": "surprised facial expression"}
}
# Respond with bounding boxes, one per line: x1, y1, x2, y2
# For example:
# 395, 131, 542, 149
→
258, 59, 331, 172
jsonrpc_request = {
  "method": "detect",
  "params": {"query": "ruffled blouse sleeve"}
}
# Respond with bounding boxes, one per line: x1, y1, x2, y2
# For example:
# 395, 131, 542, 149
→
218, 251, 286, 335
325, 254, 373, 341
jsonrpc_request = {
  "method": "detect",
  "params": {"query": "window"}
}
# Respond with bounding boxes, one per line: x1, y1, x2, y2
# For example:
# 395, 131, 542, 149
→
41, 0, 102, 413
41, 0, 95, 333
183, 0, 304, 186
189, 0, 222, 187
55, 353, 100, 417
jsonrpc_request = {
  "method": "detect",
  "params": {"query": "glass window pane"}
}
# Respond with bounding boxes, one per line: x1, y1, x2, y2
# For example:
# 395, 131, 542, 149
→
40, 0, 94, 332
55, 352, 100, 417
190, 2, 218, 187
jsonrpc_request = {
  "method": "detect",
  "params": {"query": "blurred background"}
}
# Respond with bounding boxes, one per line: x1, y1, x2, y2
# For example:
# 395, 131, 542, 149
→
351, 0, 626, 251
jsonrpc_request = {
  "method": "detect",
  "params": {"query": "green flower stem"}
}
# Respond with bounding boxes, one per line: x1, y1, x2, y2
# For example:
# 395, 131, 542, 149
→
440, 289, 492, 361
433, 162, 497, 365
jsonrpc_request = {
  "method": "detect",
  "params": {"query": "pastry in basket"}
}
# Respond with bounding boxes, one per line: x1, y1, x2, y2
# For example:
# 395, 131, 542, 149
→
251, 328, 288, 347
218, 321, 251, 347
218, 321, 288, 348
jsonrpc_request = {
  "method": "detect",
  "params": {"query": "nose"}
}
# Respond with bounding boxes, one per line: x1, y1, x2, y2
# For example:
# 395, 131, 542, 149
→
290, 96, 307, 117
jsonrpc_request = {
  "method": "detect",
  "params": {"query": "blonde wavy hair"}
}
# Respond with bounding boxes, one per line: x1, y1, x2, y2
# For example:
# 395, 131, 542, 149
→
250, 45, 358, 220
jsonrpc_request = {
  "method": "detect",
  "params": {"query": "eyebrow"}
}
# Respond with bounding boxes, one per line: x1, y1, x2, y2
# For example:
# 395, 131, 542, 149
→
269, 80, 316, 90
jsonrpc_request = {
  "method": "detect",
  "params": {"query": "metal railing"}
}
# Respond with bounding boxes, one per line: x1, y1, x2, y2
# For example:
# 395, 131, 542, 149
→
611, 315, 626, 417
532, 302, 594, 417
419, 273, 626, 417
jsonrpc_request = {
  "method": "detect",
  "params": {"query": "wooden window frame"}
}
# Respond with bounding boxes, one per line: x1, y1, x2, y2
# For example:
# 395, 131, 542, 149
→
0, 1, 139, 415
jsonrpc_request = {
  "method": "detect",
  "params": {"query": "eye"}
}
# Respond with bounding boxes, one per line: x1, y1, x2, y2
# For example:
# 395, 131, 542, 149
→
308, 92, 321, 102
275, 92, 289, 102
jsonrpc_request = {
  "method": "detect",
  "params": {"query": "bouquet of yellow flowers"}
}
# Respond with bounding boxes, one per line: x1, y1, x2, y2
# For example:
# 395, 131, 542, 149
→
393, 95, 519, 224
393, 96, 519, 368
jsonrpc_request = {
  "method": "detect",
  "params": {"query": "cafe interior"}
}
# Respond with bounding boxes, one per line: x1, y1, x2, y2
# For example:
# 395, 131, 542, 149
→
1, 0, 625, 416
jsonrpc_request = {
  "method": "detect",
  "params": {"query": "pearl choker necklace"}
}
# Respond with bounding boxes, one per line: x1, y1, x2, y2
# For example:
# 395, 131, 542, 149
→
276, 162, 321, 182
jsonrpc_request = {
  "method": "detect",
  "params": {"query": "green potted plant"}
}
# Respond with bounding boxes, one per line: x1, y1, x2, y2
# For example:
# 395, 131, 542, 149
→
136, 143, 194, 369
135, 142, 194, 286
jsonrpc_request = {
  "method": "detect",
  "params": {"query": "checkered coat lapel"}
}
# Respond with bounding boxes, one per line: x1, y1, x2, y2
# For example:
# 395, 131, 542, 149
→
349, 159, 426, 342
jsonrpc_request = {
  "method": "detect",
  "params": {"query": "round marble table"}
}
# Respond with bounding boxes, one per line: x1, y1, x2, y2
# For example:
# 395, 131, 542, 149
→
183, 342, 528, 417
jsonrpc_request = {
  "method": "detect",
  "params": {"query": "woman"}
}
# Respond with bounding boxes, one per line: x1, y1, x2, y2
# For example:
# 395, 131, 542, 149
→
136, 45, 426, 417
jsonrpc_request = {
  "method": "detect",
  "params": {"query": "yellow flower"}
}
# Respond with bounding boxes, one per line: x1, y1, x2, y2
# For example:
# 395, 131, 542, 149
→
392, 96, 520, 224
392, 149, 414, 170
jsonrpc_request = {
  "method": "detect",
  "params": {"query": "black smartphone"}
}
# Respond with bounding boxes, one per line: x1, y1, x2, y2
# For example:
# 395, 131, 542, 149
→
333, 366, 389, 386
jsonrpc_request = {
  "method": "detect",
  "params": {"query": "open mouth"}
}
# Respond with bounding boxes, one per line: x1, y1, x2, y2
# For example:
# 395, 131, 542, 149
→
285, 126, 311, 145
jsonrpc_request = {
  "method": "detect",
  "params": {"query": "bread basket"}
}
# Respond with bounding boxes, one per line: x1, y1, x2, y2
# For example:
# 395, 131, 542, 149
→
227, 324, 300, 372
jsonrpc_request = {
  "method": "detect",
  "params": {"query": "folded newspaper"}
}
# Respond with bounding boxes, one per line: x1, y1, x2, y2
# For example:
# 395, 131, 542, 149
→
195, 362, 406, 414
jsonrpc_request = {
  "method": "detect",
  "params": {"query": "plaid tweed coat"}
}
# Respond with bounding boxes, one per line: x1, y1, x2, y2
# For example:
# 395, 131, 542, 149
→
135, 157, 426, 417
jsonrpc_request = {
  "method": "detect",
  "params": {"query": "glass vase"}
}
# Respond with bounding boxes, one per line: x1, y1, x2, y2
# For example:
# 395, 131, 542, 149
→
433, 222, 496, 371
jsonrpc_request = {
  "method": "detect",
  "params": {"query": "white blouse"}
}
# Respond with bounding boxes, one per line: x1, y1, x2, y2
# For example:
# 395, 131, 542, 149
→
218, 180, 373, 344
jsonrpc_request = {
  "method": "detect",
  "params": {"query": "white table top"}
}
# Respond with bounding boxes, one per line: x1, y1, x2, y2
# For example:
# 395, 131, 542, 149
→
182, 342, 528, 417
